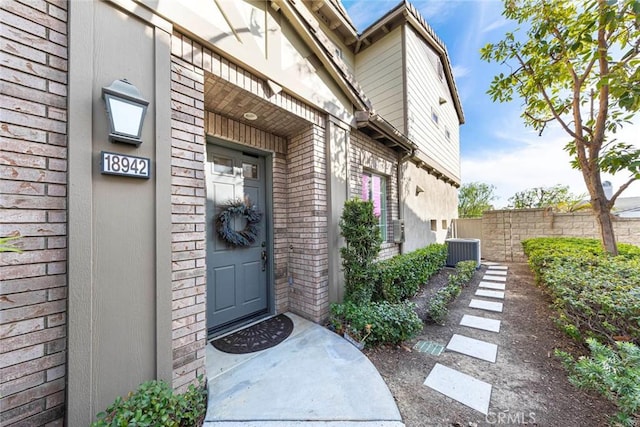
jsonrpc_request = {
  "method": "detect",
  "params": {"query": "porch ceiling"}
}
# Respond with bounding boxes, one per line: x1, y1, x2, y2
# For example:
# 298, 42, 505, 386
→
204, 74, 312, 138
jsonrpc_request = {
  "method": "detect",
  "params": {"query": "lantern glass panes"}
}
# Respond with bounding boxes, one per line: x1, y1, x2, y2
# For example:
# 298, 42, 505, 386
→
102, 79, 149, 145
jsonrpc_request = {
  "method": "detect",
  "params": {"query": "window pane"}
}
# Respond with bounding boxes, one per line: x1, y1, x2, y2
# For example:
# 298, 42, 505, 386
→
213, 156, 233, 174
362, 171, 388, 242
243, 162, 258, 179
372, 175, 381, 217
361, 174, 370, 200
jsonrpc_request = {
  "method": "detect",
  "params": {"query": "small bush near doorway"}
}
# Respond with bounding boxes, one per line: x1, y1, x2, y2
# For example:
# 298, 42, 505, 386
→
92, 378, 207, 427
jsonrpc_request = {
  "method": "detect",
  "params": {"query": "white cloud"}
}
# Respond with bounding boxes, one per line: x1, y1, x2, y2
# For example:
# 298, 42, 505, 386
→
452, 65, 471, 79
481, 18, 508, 33
461, 123, 640, 207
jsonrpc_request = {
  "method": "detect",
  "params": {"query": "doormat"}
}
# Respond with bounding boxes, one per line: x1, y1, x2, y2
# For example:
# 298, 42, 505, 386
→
211, 314, 294, 354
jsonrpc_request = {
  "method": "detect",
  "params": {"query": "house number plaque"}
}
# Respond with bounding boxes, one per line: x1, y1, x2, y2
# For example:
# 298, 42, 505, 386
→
100, 151, 150, 179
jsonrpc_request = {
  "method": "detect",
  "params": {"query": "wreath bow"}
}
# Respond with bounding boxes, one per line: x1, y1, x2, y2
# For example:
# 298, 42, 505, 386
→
216, 199, 263, 246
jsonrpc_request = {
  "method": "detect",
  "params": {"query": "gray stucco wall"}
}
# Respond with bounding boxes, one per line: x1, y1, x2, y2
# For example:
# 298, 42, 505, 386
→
401, 161, 458, 252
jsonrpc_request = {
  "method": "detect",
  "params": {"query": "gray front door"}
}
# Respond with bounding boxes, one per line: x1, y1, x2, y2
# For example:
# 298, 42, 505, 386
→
205, 145, 268, 334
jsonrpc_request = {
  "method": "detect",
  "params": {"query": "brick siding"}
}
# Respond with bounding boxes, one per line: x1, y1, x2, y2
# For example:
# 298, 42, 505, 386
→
349, 130, 400, 260
169, 42, 207, 392
287, 125, 330, 322
0, 0, 68, 425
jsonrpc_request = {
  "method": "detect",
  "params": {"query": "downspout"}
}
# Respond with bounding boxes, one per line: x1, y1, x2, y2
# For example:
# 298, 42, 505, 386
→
397, 149, 413, 254
399, 22, 408, 255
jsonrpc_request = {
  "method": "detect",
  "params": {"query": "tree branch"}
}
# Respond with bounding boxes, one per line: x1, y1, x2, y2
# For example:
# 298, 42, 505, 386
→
608, 177, 637, 208
513, 51, 580, 140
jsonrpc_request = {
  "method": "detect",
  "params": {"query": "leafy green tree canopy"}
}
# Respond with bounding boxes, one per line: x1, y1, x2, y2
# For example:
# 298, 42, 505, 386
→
480, 0, 640, 255
507, 184, 587, 211
458, 182, 497, 218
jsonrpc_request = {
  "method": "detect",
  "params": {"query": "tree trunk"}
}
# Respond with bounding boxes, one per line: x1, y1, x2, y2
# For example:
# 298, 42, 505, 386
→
594, 205, 618, 256
590, 189, 618, 256
582, 166, 618, 255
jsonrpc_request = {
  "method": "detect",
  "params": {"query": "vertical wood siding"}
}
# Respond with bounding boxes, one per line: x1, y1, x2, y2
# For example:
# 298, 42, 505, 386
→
405, 26, 460, 179
355, 27, 405, 132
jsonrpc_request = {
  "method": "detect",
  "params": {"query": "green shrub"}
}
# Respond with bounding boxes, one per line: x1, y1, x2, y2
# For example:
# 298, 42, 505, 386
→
556, 339, 640, 426
374, 244, 447, 302
330, 300, 423, 347
524, 237, 640, 425
427, 260, 477, 324
92, 378, 207, 427
522, 237, 640, 346
339, 199, 382, 304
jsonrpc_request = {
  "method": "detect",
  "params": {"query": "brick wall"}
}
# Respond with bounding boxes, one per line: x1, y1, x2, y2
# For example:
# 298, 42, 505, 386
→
169, 39, 207, 393
349, 130, 400, 260
287, 125, 330, 322
455, 209, 640, 262
0, 0, 68, 425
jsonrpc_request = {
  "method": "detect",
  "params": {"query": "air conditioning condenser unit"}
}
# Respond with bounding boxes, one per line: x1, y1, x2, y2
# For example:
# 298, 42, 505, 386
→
445, 238, 481, 268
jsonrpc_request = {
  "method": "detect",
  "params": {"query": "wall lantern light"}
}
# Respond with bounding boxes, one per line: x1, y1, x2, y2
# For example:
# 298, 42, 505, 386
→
102, 79, 149, 146
415, 185, 424, 196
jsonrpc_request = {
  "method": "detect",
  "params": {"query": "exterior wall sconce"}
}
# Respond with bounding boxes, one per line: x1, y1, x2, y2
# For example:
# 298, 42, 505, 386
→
415, 185, 424, 196
102, 79, 149, 146
438, 97, 447, 105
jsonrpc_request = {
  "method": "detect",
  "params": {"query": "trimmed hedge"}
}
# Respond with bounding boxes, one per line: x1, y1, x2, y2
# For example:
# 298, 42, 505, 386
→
522, 237, 640, 346
329, 300, 423, 348
330, 243, 448, 348
374, 243, 447, 303
523, 237, 640, 424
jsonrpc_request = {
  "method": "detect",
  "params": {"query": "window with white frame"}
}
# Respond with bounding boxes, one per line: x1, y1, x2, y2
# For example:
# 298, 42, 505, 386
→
361, 171, 388, 241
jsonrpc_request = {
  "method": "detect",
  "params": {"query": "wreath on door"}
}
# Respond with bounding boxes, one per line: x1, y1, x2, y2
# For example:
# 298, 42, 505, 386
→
216, 199, 263, 247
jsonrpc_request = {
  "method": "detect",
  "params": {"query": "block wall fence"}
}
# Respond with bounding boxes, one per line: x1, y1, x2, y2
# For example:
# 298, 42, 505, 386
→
455, 208, 640, 262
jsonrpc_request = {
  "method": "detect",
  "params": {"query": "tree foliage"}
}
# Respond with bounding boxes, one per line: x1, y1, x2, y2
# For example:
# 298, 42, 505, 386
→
481, 0, 640, 255
458, 182, 497, 218
507, 184, 587, 211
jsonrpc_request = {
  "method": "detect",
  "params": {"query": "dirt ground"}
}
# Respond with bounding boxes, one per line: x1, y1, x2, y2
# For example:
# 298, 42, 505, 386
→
364, 262, 620, 427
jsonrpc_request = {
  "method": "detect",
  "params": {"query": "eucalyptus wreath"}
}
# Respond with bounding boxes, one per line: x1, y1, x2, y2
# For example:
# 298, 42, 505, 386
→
216, 199, 263, 247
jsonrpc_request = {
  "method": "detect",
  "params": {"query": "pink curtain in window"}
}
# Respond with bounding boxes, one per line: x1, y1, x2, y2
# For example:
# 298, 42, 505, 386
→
372, 176, 381, 217
361, 175, 369, 200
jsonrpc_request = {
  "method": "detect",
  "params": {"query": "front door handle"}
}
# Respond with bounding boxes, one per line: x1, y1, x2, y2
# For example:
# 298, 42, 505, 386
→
261, 250, 267, 271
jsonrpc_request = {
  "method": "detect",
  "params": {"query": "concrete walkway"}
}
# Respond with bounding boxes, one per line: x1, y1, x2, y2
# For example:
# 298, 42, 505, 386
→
204, 313, 404, 426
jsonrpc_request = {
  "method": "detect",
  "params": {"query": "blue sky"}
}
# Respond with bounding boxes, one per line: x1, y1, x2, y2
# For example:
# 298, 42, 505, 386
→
342, 0, 640, 206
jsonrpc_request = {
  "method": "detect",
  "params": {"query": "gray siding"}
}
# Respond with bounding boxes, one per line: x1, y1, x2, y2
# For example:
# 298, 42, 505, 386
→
405, 26, 460, 179
355, 27, 405, 132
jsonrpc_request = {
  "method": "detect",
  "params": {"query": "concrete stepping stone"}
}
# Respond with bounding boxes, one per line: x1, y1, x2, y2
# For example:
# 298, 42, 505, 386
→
475, 289, 505, 300
487, 265, 508, 271
484, 270, 507, 276
446, 334, 498, 363
478, 281, 505, 290
482, 275, 507, 282
460, 314, 501, 333
482, 262, 501, 266
469, 299, 503, 312
424, 363, 492, 414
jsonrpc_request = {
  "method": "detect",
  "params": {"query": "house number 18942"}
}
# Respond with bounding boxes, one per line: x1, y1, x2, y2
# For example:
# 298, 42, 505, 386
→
100, 151, 151, 179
